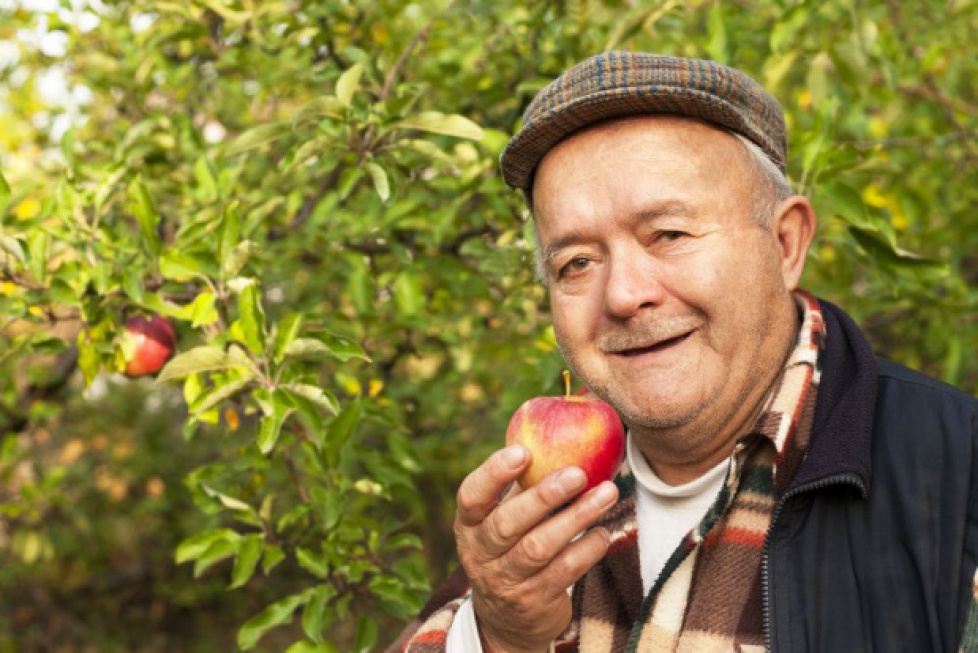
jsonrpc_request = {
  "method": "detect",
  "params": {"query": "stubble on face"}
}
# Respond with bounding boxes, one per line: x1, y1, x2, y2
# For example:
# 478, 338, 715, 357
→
555, 313, 710, 428
534, 117, 799, 468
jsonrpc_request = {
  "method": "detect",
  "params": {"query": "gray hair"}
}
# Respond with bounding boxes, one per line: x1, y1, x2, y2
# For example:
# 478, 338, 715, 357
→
733, 132, 793, 227
529, 129, 794, 281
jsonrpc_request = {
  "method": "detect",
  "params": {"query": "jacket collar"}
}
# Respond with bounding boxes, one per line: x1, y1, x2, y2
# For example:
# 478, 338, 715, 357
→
787, 296, 878, 496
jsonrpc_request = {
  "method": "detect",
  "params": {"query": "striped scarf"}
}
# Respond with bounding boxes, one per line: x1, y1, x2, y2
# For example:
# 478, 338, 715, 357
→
401, 291, 825, 652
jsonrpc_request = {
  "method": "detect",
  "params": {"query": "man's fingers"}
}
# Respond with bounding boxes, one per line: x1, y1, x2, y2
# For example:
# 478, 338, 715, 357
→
539, 524, 614, 590
455, 445, 529, 527
479, 466, 589, 558
507, 480, 619, 579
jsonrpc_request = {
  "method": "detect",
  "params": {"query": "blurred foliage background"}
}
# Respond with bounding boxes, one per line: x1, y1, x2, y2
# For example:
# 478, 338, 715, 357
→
0, 0, 975, 650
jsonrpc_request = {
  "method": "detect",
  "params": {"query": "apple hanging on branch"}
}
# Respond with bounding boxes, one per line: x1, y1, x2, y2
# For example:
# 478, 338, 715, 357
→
506, 371, 626, 493
120, 314, 176, 377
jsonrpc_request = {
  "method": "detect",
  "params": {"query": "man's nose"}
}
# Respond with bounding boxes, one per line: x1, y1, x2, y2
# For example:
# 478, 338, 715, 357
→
603, 251, 665, 318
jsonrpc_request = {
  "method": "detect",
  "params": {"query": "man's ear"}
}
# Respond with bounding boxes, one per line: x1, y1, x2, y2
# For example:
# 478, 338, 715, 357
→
771, 196, 818, 291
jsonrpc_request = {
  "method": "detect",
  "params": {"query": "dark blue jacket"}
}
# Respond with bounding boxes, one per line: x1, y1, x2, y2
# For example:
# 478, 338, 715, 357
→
766, 300, 978, 652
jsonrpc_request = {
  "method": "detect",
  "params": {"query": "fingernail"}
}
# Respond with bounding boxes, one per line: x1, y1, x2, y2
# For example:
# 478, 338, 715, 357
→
590, 482, 616, 508
501, 445, 526, 469
556, 467, 586, 495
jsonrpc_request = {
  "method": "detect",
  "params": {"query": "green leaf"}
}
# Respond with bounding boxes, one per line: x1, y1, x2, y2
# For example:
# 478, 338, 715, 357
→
159, 250, 208, 282
128, 176, 161, 256
191, 373, 256, 415
281, 338, 332, 360
272, 313, 303, 363
200, 0, 251, 22
823, 181, 867, 224
315, 330, 371, 362
292, 96, 346, 126
262, 544, 286, 575
121, 268, 145, 303
296, 546, 329, 579
226, 122, 293, 156
0, 168, 10, 215
282, 383, 339, 415
325, 399, 361, 467
201, 484, 255, 512
188, 292, 219, 327
223, 240, 257, 277
705, 1, 728, 63
301, 584, 335, 643
27, 230, 49, 284
77, 331, 100, 385
346, 256, 373, 315
364, 161, 390, 203
769, 5, 808, 53
286, 640, 338, 653
229, 534, 263, 589
216, 202, 241, 265
284, 332, 370, 363
848, 226, 947, 270
237, 283, 266, 354
394, 111, 484, 140
159, 346, 253, 382
175, 528, 242, 564
336, 63, 364, 107
337, 166, 364, 200
323, 488, 343, 529
194, 156, 219, 200
93, 166, 127, 211
1, 235, 26, 264
257, 389, 293, 454
237, 591, 311, 651
394, 270, 424, 316
193, 537, 239, 577
354, 617, 378, 652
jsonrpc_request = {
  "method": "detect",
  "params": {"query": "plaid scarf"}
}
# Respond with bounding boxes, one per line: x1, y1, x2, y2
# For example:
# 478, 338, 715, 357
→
399, 291, 825, 653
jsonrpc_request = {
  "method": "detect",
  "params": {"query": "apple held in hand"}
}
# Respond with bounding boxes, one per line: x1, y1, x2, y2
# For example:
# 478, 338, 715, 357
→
121, 314, 176, 377
506, 371, 626, 493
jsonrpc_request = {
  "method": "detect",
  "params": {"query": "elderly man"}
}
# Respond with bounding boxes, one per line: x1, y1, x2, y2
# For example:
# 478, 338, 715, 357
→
392, 52, 978, 652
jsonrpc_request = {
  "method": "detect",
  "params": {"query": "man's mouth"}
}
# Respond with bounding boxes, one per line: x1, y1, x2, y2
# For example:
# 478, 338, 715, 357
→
614, 331, 693, 357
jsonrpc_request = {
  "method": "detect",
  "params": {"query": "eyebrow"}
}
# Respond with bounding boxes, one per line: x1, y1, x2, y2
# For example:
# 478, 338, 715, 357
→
540, 202, 694, 266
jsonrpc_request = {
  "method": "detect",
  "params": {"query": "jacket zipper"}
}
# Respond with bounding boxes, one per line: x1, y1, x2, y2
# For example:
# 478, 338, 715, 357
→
761, 473, 868, 652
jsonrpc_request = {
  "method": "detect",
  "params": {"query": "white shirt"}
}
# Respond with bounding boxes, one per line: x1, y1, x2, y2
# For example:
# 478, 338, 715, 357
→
447, 435, 730, 650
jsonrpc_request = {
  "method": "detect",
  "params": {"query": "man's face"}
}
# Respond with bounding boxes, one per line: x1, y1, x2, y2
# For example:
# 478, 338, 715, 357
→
532, 117, 798, 445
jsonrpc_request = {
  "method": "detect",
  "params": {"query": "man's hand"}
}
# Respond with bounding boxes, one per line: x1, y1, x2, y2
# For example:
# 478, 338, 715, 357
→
454, 445, 619, 653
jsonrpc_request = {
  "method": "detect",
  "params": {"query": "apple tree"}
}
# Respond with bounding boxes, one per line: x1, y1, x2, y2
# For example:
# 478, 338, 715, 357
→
0, 0, 975, 650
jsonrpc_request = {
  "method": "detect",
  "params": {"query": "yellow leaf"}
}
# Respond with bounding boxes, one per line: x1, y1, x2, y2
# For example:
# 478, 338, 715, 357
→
225, 407, 240, 431
59, 438, 87, 465
368, 378, 384, 398
797, 89, 812, 110
862, 185, 887, 208
371, 22, 389, 44
13, 197, 40, 220
146, 477, 166, 498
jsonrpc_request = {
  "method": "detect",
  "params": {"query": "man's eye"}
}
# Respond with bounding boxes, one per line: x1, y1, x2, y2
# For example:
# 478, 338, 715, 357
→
659, 230, 687, 242
559, 257, 591, 277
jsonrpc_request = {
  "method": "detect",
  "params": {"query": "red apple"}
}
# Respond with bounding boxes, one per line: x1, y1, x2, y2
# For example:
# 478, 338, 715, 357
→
505, 371, 625, 493
122, 314, 176, 377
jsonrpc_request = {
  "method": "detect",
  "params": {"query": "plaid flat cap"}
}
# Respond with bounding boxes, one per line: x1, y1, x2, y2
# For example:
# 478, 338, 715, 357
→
500, 51, 787, 194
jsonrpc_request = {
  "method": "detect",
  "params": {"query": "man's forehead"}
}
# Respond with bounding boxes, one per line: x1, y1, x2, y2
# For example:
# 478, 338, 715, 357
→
532, 116, 748, 197
540, 115, 740, 161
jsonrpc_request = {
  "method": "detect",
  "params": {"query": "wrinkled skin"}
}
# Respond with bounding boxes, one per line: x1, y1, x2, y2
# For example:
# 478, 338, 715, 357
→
455, 116, 816, 651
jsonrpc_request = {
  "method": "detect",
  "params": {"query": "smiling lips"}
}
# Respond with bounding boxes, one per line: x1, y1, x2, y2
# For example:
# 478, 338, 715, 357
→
611, 331, 694, 357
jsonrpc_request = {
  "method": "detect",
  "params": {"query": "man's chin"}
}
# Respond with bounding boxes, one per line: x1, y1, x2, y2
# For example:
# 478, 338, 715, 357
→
621, 407, 703, 430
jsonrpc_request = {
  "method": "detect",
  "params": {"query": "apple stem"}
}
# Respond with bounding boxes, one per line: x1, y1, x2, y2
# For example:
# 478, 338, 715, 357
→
563, 370, 571, 398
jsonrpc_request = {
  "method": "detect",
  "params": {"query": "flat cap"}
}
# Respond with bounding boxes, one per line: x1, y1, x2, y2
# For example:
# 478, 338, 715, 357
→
500, 51, 787, 194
